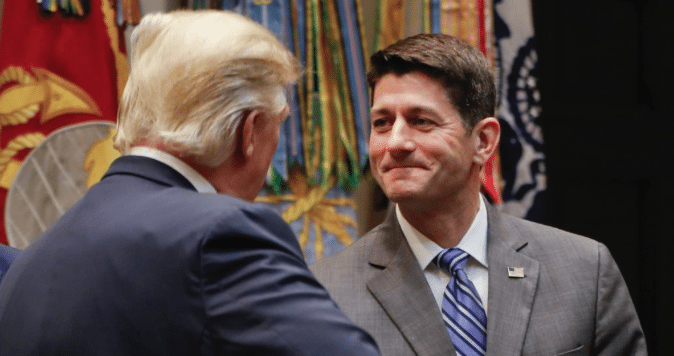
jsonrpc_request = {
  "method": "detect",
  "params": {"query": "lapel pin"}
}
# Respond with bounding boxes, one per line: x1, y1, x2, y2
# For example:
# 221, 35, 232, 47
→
507, 267, 525, 278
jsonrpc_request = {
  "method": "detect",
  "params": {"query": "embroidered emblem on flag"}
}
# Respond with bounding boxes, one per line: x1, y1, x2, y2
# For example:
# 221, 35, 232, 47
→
494, 0, 546, 221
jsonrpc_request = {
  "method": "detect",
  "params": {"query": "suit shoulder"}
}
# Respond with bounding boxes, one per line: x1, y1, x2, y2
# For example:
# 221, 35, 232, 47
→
182, 195, 298, 251
165, 192, 287, 231
493, 210, 605, 259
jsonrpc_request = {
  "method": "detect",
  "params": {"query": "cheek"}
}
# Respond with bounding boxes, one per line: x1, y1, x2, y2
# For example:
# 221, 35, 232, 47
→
273, 131, 280, 146
368, 136, 387, 155
270, 125, 281, 145
368, 146, 384, 169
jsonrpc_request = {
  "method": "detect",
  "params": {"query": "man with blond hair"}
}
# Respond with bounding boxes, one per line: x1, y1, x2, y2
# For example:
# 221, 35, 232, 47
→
0, 10, 380, 356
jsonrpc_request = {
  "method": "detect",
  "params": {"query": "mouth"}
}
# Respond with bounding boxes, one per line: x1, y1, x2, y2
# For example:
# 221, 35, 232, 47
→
381, 164, 423, 173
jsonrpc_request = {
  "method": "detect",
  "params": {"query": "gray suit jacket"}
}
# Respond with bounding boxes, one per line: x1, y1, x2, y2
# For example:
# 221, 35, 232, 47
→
311, 204, 647, 356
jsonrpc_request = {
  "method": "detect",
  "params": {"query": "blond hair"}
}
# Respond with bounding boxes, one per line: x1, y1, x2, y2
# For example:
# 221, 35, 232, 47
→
115, 10, 301, 166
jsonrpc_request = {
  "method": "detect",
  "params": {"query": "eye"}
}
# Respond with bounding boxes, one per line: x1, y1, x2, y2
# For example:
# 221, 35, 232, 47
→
372, 117, 391, 129
410, 117, 432, 127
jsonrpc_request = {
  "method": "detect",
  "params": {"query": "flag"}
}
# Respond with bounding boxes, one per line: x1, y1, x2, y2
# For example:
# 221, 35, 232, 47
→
221, 0, 303, 188
494, 0, 545, 221
424, 0, 502, 204
0, 0, 131, 246
223, 0, 370, 263
373, 0, 406, 51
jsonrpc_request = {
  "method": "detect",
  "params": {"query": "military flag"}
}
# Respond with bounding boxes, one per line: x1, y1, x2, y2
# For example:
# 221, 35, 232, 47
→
218, 0, 369, 263
372, 0, 406, 51
0, 0, 135, 246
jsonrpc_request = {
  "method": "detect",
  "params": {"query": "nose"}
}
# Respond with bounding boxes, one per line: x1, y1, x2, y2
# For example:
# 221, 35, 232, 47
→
387, 118, 415, 156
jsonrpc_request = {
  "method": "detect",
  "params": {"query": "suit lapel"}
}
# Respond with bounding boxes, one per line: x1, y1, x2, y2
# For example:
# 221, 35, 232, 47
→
366, 208, 455, 356
485, 205, 540, 356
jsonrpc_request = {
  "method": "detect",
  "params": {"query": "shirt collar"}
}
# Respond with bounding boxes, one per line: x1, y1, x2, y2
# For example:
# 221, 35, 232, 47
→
128, 146, 217, 194
398, 195, 489, 270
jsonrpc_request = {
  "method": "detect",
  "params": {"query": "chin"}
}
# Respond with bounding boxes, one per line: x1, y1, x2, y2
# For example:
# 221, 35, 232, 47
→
383, 188, 424, 203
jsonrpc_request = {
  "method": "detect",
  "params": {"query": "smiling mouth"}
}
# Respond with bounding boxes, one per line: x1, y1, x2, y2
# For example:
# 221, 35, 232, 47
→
382, 165, 423, 173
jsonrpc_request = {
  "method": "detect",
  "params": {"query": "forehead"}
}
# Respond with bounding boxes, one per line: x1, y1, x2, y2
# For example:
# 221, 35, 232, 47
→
371, 71, 454, 114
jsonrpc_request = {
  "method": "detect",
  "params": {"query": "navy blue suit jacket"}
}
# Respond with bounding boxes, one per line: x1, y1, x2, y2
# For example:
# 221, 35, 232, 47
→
0, 244, 20, 283
0, 156, 380, 356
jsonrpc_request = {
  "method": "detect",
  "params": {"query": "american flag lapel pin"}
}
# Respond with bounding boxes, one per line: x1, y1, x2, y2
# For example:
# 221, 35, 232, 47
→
507, 267, 525, 278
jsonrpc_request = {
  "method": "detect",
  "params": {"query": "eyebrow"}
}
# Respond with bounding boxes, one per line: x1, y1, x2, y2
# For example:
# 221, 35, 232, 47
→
370, 106, 439, 117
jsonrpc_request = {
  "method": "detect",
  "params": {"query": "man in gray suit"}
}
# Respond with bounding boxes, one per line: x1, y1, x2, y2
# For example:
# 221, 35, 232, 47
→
311, 34, 646, 356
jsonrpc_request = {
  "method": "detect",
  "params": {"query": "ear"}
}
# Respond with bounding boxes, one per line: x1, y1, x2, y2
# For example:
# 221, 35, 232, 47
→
240, 109, 263, 158
472, 117, 500, 165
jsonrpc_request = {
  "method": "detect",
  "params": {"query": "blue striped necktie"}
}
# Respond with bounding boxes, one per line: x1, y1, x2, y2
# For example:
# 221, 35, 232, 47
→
435, 248, 487, 356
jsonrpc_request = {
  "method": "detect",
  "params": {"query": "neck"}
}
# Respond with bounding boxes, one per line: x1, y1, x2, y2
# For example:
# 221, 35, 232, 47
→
195, 157, 259, 202
397, 181, 481, 249
131, 141, 258, 201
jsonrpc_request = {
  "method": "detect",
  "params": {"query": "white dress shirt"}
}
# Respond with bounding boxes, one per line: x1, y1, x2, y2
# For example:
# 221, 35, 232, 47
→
397, 195, 489, 314
128, 147, 217, 194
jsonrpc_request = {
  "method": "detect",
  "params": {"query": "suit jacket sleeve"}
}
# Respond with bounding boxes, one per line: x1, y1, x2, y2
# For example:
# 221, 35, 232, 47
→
594, 243, 647, 355
198, 203, 381, 356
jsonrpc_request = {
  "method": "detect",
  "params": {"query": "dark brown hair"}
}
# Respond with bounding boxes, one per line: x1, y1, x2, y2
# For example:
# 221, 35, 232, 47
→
367, 34, 495, 130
